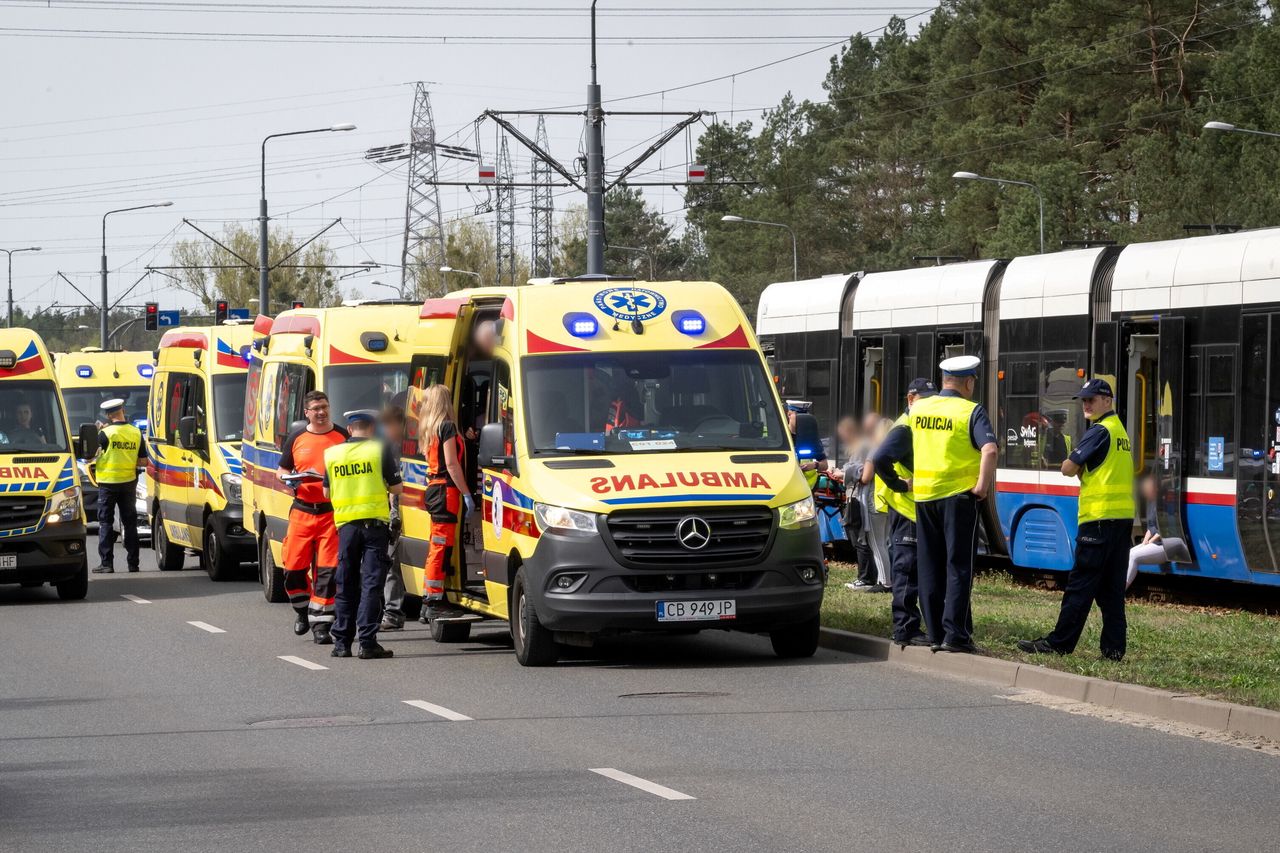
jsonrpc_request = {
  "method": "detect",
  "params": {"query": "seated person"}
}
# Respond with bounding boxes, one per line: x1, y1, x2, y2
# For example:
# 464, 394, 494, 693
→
603, 379, 642, 434
6, 401, 45, 446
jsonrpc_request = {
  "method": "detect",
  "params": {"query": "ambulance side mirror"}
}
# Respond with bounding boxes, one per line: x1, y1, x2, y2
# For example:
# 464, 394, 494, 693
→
178, 416, 197, 450
76, 423, 97, 460
793, 413, 822, 462
478, 422, 516, 474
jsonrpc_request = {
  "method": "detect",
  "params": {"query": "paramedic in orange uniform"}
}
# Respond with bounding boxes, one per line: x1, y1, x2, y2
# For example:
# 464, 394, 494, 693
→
417, 384, 473, 623
276, 390, 349, 644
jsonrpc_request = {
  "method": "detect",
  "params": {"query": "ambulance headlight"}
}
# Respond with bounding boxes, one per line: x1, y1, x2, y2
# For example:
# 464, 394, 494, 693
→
778, 495, 817, 530
47, 487, 81, 524
672, 310, 706, 336
534, 502, 597, 534
562, 312, 599, 338
221, 473, 243, 504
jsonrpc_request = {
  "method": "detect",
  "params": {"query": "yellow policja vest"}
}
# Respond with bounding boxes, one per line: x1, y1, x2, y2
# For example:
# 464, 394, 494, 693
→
324, 439, 390, 527
874, 412, 916, 521
97, 422, 142, 484
1077, 415, 1135, 523
909, 394, 981, 502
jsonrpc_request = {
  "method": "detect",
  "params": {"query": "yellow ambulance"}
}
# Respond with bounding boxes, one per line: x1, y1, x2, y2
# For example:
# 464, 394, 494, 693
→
0, 329, 89, 599
241, 303, 414, 602
145, 322, 257, 580
55, 348, 154, 529
399, 278, 824, 665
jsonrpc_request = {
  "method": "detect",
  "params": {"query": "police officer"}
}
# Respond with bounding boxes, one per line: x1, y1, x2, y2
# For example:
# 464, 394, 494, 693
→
871, 378, 936, 647
92, 398, 145, 574
323, 410, 403, 660
907, 356, 998, 653
1018, 379, 1133, 661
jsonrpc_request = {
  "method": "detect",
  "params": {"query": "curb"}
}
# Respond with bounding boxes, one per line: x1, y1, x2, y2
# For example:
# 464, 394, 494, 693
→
818, 627, 1280, 742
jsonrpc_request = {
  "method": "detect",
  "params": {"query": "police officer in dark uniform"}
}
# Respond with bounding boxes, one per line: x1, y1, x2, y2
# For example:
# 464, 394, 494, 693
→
906, 356, 998, 653
1019, 379, 1134, 661
92, 398, 145, 574
322, 409, 403, 660
871, 377, 935, 648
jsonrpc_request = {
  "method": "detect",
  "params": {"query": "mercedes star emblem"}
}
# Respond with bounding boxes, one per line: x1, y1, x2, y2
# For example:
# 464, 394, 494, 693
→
676, 515, 712, 550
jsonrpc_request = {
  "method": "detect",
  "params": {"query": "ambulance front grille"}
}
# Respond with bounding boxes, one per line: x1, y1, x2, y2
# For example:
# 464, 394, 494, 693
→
0, 497, 45, 531
605, 507, 774, 566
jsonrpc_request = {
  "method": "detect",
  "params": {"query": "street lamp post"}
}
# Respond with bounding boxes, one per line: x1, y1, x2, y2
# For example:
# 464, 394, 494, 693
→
259, 123, 356, 317
102, 202, 172, 348
1203, 120, 1280, 140
2, 245, 40, 327
721, 215, 798, 281
952, 171, 1045, 254
439, 265, 482, 281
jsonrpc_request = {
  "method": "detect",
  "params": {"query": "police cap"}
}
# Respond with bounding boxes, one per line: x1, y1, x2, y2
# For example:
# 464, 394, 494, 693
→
343, 409, 379, 425
100, 398, 125, 413
906, 378, 936, 397
939, 355, 980, 377
1074, 378, 1114, 399
784, 399, 813, 413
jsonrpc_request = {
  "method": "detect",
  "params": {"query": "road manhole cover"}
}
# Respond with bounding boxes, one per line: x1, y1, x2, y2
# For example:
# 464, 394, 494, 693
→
249, 715, 373, 729
618, 691, 730, 699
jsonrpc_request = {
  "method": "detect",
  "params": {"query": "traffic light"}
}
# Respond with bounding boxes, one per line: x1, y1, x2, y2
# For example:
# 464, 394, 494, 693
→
291, 300, 304, 310
144, 302, 158, 331
214, 299, 229, 325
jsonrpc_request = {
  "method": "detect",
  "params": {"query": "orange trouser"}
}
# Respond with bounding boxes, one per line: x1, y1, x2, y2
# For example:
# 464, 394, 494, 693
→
424, 483, 459, 601
282, 506, 339, 621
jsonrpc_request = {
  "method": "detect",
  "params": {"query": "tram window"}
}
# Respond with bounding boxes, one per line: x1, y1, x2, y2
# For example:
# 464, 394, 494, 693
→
780, 363, 804, 400
1010, 361, 1037, 397
1042, 358, 1084, 467
1201, 349, 1236, 477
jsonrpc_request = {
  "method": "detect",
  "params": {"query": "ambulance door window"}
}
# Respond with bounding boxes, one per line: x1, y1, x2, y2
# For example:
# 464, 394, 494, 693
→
243, 359, 262, 447
184, 374, 209, 459
490, 359, 515, 459
402, 354, 447, 460
165, 373, 190, 447
272, 364, 313, 450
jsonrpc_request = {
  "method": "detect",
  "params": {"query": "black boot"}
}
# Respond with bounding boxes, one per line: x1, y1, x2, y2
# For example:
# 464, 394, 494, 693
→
293, 609, 309, 636
358, 643, 393, 660
312, 622, 333, 645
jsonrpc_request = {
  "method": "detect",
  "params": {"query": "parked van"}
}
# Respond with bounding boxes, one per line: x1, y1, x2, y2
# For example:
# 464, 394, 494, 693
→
399, 279, 824, 665
0, 329, 89, 599
241, 303, 415, 601
146, 322, 256, 579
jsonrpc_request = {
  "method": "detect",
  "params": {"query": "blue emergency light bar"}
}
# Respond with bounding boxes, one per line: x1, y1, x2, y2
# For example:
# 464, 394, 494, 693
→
137, 364, 154, 379
671, 310, 706, 336
563, 312, 599, 338
76, 365, 94, 378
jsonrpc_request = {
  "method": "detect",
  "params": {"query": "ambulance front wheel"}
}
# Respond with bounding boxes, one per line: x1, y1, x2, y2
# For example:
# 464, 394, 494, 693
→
512, 567, 560, 667
202, 521, 238, 582
769, 614, 821, 659
259, 532, 287, 603
55, 558, 88, 601
153, 507, 184, 571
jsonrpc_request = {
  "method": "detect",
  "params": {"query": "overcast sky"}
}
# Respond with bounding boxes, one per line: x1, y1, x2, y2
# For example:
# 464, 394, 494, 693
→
0, 1, 930, 313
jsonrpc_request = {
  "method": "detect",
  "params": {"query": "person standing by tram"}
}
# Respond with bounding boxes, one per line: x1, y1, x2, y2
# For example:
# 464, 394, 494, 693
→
907, 357, 998, 653
1018, 379, 1134, 661
91, 398, 145, 574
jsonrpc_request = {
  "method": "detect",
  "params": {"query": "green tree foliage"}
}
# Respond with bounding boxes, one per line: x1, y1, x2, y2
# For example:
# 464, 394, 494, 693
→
407, 218, 532, 298
555, 187, 692, 279
685, 0, 1280, 316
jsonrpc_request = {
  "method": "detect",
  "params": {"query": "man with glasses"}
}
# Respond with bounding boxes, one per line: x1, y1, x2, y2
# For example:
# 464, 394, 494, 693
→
276, 390, 348, 644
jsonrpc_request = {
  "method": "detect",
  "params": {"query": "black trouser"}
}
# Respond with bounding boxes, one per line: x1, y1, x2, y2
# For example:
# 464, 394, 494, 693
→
97, 481, 139, 570
842, 501, 877, 585
332, 520, 392, 650
887, 507, 923, 641
1047, 519, 1130, 658
915, 493, 978, 646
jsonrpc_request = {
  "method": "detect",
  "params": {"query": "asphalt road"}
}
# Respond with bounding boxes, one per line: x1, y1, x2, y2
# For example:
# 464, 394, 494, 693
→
1, 543, 1276, 853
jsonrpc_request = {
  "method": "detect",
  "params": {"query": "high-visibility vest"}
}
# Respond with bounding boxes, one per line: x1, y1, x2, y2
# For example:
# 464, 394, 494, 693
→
875, 412, 916, 521
909, 394, 981, 502
1078, 414, 1135, 523
324, 439, 390, 527
97, 422, 142, 484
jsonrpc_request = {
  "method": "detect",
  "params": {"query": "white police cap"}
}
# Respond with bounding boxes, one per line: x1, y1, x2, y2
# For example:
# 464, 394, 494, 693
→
939, 355, 980, 377
343, 409, 379, 425
100, 398, 126, 412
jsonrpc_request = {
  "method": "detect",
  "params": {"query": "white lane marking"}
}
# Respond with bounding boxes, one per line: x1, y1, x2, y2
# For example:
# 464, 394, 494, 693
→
277, 655, 328, 671
120, 594, 151, 604
402, 699, 473, 721
187, 621, 226, 634
589, 768, 696, 801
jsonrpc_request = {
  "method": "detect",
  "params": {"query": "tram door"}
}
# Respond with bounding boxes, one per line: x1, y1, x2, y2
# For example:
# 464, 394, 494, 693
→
861, 340, 884, 417
1237, 313, 1280, 572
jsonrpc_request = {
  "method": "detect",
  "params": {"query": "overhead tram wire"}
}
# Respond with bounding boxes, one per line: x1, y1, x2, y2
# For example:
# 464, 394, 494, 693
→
0, 1, 933, 17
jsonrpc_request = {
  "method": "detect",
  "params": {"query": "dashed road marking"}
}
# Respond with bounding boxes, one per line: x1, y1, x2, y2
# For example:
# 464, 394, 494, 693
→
403, 699, 473, 721
187, 621, 226, 634
120, 594, 151, 604
278, 655, 328, 671
589, 768, 696, 800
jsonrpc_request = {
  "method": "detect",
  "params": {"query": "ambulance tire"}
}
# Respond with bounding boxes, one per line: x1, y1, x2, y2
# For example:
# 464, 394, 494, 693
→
512, 568, 560, 667
201, 521, 238, 582
55, 558, 89, 601
430, 618, 471, 643
259, 533, 288, 603
154, 507, 185, 571
769, 614, 821, 659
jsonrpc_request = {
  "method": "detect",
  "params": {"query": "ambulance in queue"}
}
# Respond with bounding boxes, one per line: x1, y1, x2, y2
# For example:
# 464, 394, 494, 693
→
241, 302, 415, 602
55, 348, 154, 530
400, 277, 824, 665
0, 329, 89, 599
145, 321, 256, 580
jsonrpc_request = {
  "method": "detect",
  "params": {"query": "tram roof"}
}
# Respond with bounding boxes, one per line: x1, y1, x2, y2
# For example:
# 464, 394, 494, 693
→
849, 259, 1002, 331
999, 247, 1113, 320
1113, 226, 1280, 312
756, 273, 856, 335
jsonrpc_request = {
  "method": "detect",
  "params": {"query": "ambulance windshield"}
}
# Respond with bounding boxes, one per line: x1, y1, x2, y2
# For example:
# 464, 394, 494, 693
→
63, 386, 148, 431
325, 364, 411, 414
0, 381, 69, 453
523, 350, 787, 455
